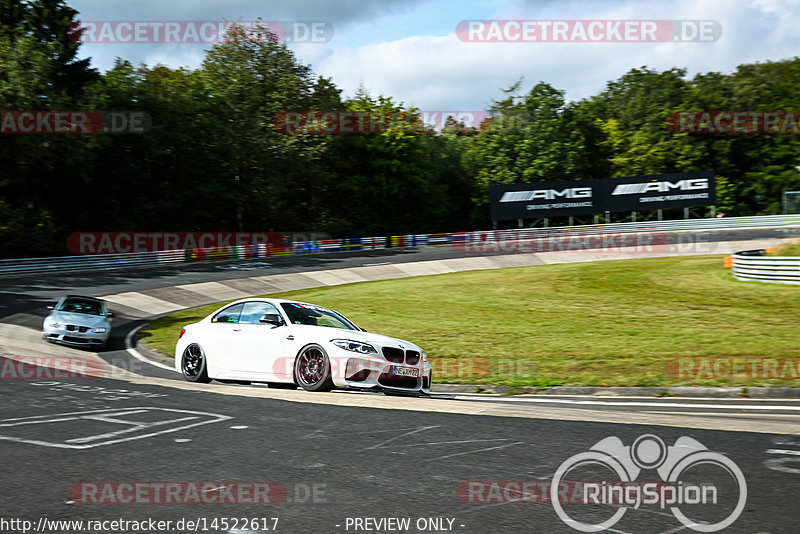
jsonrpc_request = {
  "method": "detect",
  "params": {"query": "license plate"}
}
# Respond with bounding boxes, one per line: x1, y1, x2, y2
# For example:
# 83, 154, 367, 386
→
391, 366, 420, 378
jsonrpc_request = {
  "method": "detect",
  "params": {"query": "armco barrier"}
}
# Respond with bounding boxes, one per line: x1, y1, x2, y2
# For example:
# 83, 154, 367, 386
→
3, 214, 800, 277
732, 250, 800, 284
0, 250, 185, 277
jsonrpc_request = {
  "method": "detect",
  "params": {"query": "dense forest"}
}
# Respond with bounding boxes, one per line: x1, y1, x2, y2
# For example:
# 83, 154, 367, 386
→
2, 0, 800, 258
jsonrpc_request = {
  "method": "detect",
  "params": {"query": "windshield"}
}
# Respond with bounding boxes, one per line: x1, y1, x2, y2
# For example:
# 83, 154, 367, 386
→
280, 303, 359, 331
57, 298, 104, 316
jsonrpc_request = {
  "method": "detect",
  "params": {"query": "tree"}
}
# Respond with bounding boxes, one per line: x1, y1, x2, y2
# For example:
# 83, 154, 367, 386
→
0, 0, 98, 256
464, 81, 607, 225
198, 23, 333, 231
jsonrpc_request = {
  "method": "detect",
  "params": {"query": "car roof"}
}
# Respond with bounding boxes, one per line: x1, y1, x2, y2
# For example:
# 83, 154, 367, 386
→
61, 295, 106, 303
225, 297, 309, 305
217, 297, 327, 310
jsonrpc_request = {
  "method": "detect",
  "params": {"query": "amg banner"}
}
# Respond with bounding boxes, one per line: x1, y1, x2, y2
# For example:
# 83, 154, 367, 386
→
489, 179, 603, 220
606, 171, 716, 212
489, 172, 715, 220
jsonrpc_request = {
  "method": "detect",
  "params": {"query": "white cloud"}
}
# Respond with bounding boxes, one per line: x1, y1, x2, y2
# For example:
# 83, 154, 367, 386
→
304, 0, 800, 109
69, 0, 424, 25
72, 0, 800, 110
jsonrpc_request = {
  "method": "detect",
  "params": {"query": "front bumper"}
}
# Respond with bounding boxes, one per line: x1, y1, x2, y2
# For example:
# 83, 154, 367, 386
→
334, 353, 432, 394
43, 325, 110, 348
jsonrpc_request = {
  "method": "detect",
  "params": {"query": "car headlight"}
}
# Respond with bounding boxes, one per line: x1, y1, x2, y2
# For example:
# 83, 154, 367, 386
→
331, 339, 377, 354
421, 351, 427, 362
48, 322, 63, 329
91, 327, 107, 333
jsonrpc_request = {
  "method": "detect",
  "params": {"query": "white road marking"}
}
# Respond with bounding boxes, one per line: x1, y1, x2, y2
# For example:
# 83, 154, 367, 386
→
230, 425, 248, 429
764, 457, 800, 474
765, 449, 800, 456
302, 421, 336, 439
0, 407, 231, 449
426, 441, 525, 461
66, 415, 200, 444
446, 393, 800, 402
391, 439, 510, 448
451, 396, 800, 411
645, 411, 800, 418
125, 324, 178, 373
362, 425, 440, 450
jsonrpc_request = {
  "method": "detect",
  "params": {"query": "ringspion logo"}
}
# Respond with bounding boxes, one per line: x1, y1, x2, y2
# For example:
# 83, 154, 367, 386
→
552, 434, 746, 532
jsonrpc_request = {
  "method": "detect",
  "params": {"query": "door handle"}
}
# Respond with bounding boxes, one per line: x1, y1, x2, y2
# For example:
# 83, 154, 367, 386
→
286, 335, 294, 340
233, 328, 242, 332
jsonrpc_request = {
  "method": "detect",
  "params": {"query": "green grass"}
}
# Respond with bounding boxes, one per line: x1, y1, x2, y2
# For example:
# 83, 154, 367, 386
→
770, 238, 800, 256
140, 255, 800, 388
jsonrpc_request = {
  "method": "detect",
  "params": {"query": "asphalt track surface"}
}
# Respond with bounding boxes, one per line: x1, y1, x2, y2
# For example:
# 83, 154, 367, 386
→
1, 227, 799, 533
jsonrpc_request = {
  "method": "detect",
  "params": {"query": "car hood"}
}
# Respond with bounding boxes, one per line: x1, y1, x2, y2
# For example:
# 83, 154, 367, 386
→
46, 311, 110, 327
289, 325, 422, 351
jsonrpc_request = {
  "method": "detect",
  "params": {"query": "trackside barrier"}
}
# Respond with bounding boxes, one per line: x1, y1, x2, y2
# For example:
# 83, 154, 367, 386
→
731, 249, 800, 285
0, 249, 185, 277
3, 214, 800, 277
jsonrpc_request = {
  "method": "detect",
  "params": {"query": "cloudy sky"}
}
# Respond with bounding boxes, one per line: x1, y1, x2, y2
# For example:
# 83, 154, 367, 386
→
69, 0, 799, 111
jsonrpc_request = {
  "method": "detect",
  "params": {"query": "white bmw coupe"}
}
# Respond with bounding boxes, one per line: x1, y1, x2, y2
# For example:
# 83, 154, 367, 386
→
175, 298, 432, 394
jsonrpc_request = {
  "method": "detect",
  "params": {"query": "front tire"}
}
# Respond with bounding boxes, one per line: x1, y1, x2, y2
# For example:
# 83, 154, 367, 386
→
294, 344, 334, 392
181, 343, 211, 383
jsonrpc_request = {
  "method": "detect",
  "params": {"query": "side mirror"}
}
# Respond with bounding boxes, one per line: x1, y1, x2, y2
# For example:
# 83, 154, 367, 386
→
259, 313, 284, 326
46, 305, 54, 310
106, 311, 114, 318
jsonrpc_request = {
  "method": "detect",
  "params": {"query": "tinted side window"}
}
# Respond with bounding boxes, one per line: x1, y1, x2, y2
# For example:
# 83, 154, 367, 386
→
211, 303, 244, 323
239, 302, 281, 325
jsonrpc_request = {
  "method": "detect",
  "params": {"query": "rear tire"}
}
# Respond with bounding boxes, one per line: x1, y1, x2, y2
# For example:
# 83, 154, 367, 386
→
181, 343, 211, 383
294, 344, 334, 392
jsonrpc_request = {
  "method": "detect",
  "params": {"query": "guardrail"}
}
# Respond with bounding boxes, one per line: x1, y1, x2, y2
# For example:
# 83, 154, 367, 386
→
4, 214, 800, 278
0, 250, 186, 277
731, 249, 800, 285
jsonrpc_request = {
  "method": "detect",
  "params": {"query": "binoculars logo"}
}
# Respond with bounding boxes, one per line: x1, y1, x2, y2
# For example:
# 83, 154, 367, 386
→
551, 434, 747, 532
